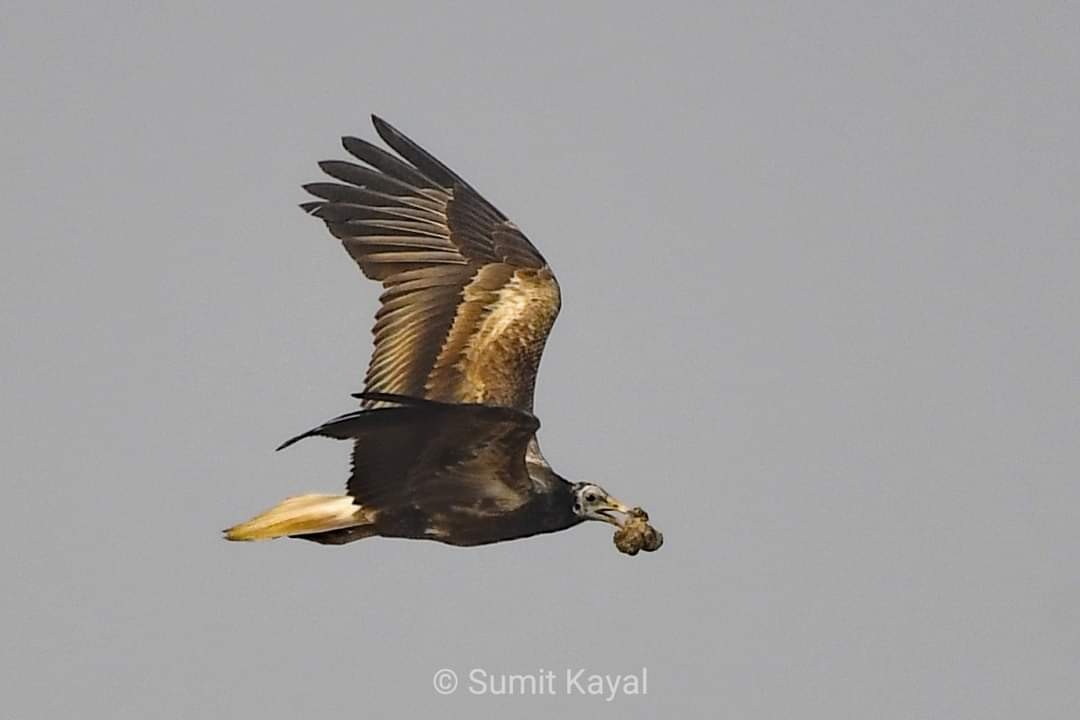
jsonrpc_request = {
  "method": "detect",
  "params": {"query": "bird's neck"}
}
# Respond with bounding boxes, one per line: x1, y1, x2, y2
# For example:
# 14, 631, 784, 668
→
527, 471, 582, 532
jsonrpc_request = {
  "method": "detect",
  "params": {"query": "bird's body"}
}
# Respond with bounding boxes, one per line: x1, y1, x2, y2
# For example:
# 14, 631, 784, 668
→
225, 117, 661, 553
308, 471, 580, 548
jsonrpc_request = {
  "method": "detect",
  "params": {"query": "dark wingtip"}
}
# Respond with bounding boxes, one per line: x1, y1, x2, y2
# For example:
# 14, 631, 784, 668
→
275, 433, 308, 452
341, 135, 362, 153
370, 114, 398, 145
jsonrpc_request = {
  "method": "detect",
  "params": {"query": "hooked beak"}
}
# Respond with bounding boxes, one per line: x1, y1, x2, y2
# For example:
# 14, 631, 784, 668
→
589, 495, 633, 527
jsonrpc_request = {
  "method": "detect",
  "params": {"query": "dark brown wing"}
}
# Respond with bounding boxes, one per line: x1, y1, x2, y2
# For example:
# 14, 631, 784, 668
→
302, 116, 562, 413
277, 393, 540, 512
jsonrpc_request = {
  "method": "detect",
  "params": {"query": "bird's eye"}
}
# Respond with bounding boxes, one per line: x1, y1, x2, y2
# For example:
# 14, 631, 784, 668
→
585, 492, 597, 503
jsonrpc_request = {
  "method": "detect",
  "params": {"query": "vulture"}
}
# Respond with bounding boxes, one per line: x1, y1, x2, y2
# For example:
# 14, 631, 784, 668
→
225, 116, 662, 554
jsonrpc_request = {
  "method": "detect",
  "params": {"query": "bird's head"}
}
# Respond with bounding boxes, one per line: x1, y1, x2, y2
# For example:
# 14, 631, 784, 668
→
570, 482, 632, 527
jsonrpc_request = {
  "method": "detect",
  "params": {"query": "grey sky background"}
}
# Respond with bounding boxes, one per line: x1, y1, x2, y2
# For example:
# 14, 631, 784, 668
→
2, 2, 1078, 718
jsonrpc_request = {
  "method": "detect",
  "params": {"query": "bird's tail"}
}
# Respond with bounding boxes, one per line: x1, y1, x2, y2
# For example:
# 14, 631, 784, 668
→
224, 494, 369, 541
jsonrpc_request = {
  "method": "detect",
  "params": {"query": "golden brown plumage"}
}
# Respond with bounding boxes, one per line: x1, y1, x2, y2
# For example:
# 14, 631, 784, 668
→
302, 116, 561, 416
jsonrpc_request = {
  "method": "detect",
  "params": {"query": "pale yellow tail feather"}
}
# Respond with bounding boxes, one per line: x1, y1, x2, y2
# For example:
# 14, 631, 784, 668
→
224, 494, 367, 541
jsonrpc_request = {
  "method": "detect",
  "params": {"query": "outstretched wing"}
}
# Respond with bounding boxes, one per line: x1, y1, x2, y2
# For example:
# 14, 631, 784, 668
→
278, 394, 541, 513
301, 116, 561, 414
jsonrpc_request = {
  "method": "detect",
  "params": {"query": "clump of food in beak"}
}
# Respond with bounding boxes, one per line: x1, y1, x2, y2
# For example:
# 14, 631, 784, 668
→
613, 507, 663, 555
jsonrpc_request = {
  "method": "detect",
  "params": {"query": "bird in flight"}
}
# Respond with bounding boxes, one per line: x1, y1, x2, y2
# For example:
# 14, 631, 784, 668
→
225, 116, 662, 554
